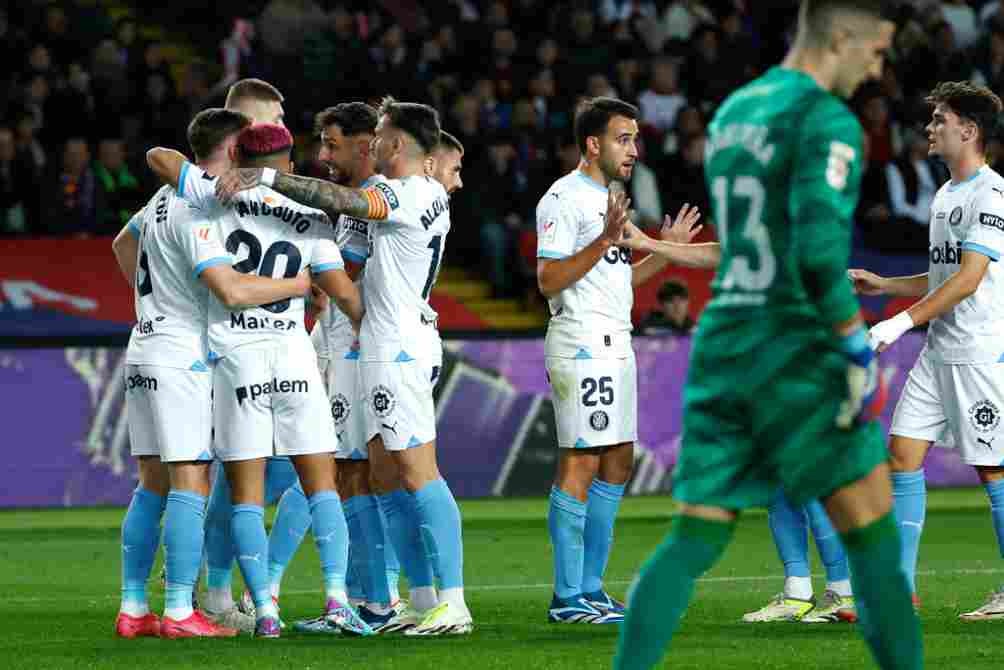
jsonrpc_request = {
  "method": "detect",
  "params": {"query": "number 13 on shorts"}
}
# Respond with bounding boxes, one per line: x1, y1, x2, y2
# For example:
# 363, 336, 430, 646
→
545, 354, 639, 449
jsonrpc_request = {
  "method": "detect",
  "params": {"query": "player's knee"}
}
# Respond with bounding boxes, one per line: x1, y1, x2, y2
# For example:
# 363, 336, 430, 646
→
887, 437, 928, 472
337, 460, 371, 498
137, 457, 169, 496
168, 462, 212, 496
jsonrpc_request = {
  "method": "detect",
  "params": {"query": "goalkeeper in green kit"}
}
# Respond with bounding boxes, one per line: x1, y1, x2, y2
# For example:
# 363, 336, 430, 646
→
612, 1, 922, 669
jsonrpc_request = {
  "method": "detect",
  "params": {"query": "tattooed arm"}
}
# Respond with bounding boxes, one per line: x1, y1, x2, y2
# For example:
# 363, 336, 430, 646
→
215, 168, 387, 220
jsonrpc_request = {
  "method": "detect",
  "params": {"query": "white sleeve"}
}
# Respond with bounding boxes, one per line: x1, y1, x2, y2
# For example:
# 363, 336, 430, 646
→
962, 186, 1004, 261
177, 161, 219, 210
536, 192, 579, 259
176, 209, 231, 278
311, 237, 346, 275
335, 216, 370, 264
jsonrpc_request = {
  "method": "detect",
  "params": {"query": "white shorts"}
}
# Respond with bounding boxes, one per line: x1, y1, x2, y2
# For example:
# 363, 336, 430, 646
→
213, 338, 337, 462
320, 353, 373, 460
891, 350, 1004, 466
545, 353, 638, 449
361, 358, 439, 452
125, 364, 213, 462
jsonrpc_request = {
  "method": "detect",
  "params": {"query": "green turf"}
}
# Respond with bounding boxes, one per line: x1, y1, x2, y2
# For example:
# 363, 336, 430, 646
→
1, 488, 1001, 669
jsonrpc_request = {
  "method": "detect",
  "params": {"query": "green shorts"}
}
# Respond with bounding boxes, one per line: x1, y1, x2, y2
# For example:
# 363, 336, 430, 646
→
672, 346, 887, 509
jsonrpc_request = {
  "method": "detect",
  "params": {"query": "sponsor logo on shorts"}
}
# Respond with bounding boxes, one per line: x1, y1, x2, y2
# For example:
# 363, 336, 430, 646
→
978, 436, 996, 451
230, 312, 298, 332
331, 393, 350, 425
936, 211, 947, 220
125, 374, 158, 391
589, 410, 610, 431
970, 399, 1001, 433
950, 206, 964, 226
235, 378, 308, 405
371, 384, 396, 418
979, 212, 1004, 232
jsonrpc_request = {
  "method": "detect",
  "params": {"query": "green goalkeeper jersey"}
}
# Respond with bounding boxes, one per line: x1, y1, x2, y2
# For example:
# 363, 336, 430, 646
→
696, 66, 864, 386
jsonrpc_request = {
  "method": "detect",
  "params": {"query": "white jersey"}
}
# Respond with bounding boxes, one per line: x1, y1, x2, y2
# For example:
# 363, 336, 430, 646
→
536, 170, 633, 358
176, 161, 345, 358
311, 175, 382, 360
926, 165, 1004, 364
360, 176, 450, 362
125, 184, 231, 369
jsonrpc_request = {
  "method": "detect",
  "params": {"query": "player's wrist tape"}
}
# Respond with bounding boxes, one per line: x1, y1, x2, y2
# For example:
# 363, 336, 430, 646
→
261, 167, 277, 187
840, 326, 873, 367
870, 311, 914, 349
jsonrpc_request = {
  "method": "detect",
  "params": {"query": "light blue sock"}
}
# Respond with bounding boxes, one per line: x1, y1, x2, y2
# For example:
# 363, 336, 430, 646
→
413, 478, 464, 590
984, 479, 1004, 590
891, 469, 926, 593
163, 490, 207, 618
268, 480, 311, 596
548, 486, 587, 599
377, 489, 435, 588
232, 503, 271, 611
346, 524, 366, 601
345, 494, 391, 605
308, 490, 349, 601
204, 466, 234, 591
806, 500, 849, 583
582, 478, 625, 596
264, 457, 299, 505
768, 490, 810, 578
378, 503, 401, 600
120, 487, 166, 612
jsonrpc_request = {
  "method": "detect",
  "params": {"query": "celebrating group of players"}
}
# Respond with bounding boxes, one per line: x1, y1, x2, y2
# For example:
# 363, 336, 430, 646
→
113, 78, 471, 639
108, 0, 1004, 666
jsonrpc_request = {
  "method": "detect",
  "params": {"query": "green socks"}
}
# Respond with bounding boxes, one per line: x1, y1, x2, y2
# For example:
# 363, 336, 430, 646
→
613, 515, 735, 670
843, 512, 924, 670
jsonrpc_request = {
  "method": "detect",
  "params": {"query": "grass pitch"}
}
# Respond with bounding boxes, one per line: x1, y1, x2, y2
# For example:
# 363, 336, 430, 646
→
2, 489, 1001, 669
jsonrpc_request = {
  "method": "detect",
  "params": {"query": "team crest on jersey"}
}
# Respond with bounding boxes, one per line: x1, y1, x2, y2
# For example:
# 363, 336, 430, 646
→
949, 206, 964, 226
331, 393, 350, 425
969, 399, 1001, 433
979, 212, 1004, 232
371, 384, 396, 418
589, 410, 610, 431
374, 183, 399, 210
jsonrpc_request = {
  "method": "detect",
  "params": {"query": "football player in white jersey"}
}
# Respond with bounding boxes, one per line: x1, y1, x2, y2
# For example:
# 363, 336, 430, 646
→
148, 123, 372, 638
194, 78, 304, 630
110, 108, 313, 639
535, 97, 699, 624
216, 97, 473, 636
850, 81, 1004, 618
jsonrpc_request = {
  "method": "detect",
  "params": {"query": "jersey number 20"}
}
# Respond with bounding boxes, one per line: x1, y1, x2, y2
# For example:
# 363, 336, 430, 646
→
226, 230, 302, 313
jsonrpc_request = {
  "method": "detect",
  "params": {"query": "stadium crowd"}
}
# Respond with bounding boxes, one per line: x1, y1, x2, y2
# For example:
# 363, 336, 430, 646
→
4, 0, 1004, 298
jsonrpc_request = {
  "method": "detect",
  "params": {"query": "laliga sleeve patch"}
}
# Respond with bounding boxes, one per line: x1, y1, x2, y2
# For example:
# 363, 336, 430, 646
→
194, 224, 215, 245
374, 182, 399, 210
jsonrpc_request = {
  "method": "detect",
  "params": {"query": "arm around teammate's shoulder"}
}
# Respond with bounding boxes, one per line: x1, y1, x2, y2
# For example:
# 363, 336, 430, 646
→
146, 148, 187, 190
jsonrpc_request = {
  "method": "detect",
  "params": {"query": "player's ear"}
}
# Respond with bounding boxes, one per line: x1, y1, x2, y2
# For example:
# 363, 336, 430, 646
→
586, 135, 601, 159
424, 155, 436, 175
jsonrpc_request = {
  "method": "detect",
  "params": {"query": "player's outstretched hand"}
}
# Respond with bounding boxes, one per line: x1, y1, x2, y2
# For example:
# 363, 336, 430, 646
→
216, 167, 265, 204
603, 182, 630, 243
848, 269, 887, 296
868, 312, 914, 353
835, 328, 889, 429
659, 203, 702, 244
618, 220, 653, 252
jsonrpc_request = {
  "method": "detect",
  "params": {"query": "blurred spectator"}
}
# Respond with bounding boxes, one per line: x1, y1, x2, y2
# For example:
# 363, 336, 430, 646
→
941, 0, 979, 50
369, 23, 414, 99
981, 0, 1004, 30
215, 18, 259, 96
94, 138, 143, 234
0, 126, 36, 235
47, 62, 97, 145
662, 132, 710, 219
40, 137, 97, 236
649, 0, 715, 50
885, 127, 944, 229
685, 23, 733, 111
138, 72, 187, 149
972, 18, 1004, 90
21, 73, 52, 149
856, 85, 900, 165
565, 9, 611, 81
613, 52, 643, 103
476, 133, 524, 298
599, 0, 657, 25
115, 18, 143, 75
180, 61, 216, 120
74, 0, 113, 45
91, 38, 131, 116
12, 111, 46, 177
856, 133, 927, 255
258, 0, 327, 57
631, 137, 663, 230
26, 43, 54, 80
640, 279, 695, 335
638, 57, 687, 133
37, 3, 79, 68
484, 28, 518, 102
661, 104, 705, 158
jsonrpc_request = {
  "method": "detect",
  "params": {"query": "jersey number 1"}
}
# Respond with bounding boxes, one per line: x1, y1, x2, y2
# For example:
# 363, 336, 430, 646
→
422, 234, 443, 300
